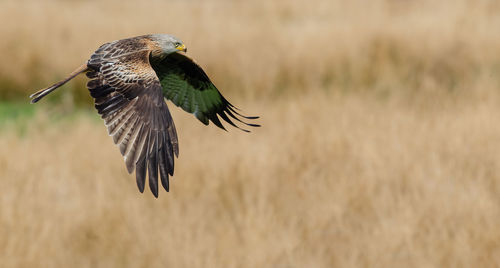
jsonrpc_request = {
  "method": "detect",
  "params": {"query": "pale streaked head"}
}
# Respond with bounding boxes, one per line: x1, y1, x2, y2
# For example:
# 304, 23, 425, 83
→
150, 34, 187, 56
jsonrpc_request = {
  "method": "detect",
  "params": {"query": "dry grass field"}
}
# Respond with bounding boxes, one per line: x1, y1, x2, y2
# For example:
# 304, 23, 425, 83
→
2, 0, 500, 267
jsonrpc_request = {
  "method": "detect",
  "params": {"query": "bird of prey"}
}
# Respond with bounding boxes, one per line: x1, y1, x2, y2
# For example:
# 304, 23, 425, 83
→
30, 34, 259, 197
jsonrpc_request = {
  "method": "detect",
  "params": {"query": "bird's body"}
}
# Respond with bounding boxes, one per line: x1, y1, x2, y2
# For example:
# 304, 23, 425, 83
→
30, 34, 259, 197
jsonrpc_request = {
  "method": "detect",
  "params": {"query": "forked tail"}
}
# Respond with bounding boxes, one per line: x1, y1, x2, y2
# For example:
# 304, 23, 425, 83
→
30, 64, 89, 104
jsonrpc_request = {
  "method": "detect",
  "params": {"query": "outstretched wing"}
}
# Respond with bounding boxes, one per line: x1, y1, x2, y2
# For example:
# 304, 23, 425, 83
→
87, 41, 178, 198
151, 52, 260, 132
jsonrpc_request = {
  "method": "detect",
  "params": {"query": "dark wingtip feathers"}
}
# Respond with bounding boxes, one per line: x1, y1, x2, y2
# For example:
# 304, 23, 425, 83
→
30, 96, 41, 104
217, 103, 260, 132
29, 86, 57, 104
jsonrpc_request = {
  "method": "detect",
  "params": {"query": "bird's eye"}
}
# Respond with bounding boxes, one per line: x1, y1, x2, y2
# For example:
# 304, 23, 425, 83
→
175, 42, 181, 47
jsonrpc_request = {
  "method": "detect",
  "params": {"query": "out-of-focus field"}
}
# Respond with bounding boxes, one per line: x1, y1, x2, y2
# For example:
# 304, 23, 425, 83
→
2, 0, 500, 267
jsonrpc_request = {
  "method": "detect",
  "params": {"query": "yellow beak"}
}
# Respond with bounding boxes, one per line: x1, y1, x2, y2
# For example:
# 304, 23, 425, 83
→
176, 44, 187, 52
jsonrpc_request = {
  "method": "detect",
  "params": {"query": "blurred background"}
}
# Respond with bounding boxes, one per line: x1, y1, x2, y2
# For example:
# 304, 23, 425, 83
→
1, 0, 500, 267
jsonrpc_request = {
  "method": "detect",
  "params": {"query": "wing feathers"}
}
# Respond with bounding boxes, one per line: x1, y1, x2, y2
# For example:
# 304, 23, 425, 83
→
147, 131, 159, 197
158, 146, 170, 192
124, 120, 143, 159
30, 64, 89, 103
105, 97, 138, 127
118, 115, 139, 155
124, 123, 143, 173
135, 128, 150, 193
152, 52, 259, 132
126, 125, 147, 174
86, 40, 178, 197
110, 107, 135, 138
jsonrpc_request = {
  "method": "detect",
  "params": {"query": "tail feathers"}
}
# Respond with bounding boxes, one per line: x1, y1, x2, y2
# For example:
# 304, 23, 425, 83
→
30, 64, 89, 104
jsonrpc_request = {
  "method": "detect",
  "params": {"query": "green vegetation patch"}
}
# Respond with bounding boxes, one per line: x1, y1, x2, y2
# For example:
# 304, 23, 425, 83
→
0, 101, 36, 124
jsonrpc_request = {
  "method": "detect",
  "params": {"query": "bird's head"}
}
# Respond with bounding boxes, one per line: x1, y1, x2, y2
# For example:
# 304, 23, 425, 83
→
151, 34, 187, 58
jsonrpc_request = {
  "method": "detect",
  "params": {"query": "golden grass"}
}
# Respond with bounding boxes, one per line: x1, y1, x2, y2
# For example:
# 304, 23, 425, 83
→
1, 0, 500, 100
2, 91, 500, 267
2, 0, 500, 267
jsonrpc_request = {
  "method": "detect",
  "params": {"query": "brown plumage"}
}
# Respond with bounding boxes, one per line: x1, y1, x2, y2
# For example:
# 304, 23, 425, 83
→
30, 34, 259, 197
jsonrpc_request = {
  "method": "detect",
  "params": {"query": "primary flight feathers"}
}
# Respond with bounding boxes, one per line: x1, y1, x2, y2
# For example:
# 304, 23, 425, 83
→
30, 34, 260, 197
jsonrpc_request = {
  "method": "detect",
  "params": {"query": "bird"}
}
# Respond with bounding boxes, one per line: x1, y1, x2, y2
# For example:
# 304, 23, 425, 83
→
30, 34, 260, 197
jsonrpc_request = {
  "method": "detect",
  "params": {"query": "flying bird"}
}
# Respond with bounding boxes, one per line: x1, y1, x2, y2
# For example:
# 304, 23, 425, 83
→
30, 34, 259, 197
